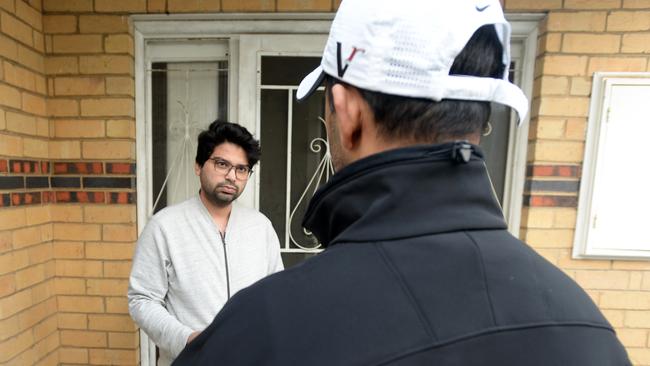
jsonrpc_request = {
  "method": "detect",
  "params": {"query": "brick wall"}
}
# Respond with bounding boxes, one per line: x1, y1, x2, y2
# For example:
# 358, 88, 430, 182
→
1, 0, 649, 365
0, 0, 59, 365
505, 0, 650, 364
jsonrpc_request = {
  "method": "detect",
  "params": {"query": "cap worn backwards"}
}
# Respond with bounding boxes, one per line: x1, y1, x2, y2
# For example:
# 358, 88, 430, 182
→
296, 0, 529, 124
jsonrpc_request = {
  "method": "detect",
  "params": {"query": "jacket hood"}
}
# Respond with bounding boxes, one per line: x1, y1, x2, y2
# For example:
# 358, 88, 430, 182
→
302, 142, 508, 247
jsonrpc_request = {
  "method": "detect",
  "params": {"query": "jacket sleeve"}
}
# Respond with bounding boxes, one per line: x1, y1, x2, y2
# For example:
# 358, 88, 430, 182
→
128, 219, 194, 358
265, 218, 284, 273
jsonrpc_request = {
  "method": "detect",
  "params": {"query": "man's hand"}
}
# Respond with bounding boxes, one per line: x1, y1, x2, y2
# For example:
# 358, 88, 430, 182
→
186, 331, 201, 345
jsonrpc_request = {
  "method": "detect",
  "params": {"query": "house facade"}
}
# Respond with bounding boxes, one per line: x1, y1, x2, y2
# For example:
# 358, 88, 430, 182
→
1, 0, 649, 365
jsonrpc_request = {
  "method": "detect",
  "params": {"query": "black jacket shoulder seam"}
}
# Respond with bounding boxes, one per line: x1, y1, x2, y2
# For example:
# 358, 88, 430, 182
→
374, 243, 437, 340
464, 231, 498, 326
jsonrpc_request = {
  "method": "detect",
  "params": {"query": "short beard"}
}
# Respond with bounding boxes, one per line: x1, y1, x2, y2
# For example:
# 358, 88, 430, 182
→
203, 182, 240, 207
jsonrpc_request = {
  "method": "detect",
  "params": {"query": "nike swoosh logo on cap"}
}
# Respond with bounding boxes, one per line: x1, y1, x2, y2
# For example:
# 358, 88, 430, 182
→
476, 4, 490, 11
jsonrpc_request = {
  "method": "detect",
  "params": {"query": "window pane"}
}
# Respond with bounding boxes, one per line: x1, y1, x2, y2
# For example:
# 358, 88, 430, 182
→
261, 56, 321, 85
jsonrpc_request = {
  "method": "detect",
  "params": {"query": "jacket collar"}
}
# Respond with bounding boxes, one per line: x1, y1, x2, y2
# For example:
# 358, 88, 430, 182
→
302, 142, 507, 247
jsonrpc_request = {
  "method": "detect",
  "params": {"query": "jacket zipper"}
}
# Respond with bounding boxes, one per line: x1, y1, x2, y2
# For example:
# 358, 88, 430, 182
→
219, 231, 231, 299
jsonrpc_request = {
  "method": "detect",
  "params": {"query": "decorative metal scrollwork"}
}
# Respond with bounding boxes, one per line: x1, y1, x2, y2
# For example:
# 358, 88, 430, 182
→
288, 117, 334, 250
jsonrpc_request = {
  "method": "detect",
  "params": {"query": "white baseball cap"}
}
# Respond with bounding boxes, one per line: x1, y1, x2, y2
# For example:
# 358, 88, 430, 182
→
296, 0, 529, 123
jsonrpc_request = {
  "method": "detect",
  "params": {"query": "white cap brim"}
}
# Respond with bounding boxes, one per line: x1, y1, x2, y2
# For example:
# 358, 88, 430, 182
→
296, 66, 325, 102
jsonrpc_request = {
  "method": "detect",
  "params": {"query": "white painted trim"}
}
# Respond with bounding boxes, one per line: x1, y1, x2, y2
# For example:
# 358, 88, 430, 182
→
573, 72, 650, 260
503, 16, 540, 237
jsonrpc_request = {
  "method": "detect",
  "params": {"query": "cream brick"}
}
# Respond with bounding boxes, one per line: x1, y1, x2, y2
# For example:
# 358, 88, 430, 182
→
541, 55, 588, 76
0, 273, 16, 297
524, 229, 575, 248
103, 261, 132, 278
53, 119, 105, 138
31, 278, 54, 304
0, 34, 18, 62
0, 329, 33, 363
0, 83, 23, 109
565, 0, 622, 8
627, 310, 650, 328
95, 0, 146, 12
103, 223, 137, 242
574, 270, 630, 290
0, 0, 14, 13
79, 15, 130, 34
562, 34, 621, 54
533, 140, 585, 162
565, 118, 587, 140
45, 56, 79, 75
82, 140, 135, 159
57, 295, 104, 313
59, 347, 89, 364
52, 241, 84, 259
79, 55, 134, 75
47, 98, 79, 117
6, 111, 37, 135
608, 11, 650, 31
86, 278, 128, 297
18, 44, 45, 74
58, 313, 88, 330
538, 96, 590, 117
0, 109, 6, 130
43, 0, 93, 12
601, 291, 650, 309
538, 76, 569, 95
106, 76, 134, 96
557, 250, 613, 270
33, 32, 45, 55
89, 349, 138, 365
0, 289, 32, 319
106, 296, 128, 314
86, 243, 134, 260
105, 34, 134, 55
27, 243, 54, 266
54, 77, 105, 96
223, 0, 274, 11
84, 205, 135, 224
23, 137, 48, 159
43, 15, 77, 34
106, 119, 135, 138
80, 98, 134, 117
108, 332, 138, 349
33, 315, 58, 342
0, 232, 10, 254
624, 0, 650, 7
613, 261, 650, 270
643, 272, 650, 289
55, 259, 103, 277
0, 316, 20, 343
535, 118, 565, 139
570, 77, 592, 96
628, 348, 650, 365
630, 272, 643, 290
603, 309, 625, 327
54, 278, 86, 295
60, 330, 106, 348
622, 33, 650, 53
52, 223, 101, 241
89, 314, 135, 331
167, 0, 220, 12
505, 0, 563, 9
4, 62, 37, 93
0, 133, 24, 157
22, 93, 47, 117
148, 0, 166, 12
1, 12, 33, 47
12, 226, 43, 249
588, 57, 648, 73
49, 140, 81, 159
547, 11, 607, 31
52, 35, 103, 54
16, 1, 42, 31
19, 298, 56, 331
36, 118, 48, 137
0, 208, 27, 231
50, 206, 83, 223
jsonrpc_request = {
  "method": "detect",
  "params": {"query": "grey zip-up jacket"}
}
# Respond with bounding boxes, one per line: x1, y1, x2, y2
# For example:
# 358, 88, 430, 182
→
128, 196, 283, 366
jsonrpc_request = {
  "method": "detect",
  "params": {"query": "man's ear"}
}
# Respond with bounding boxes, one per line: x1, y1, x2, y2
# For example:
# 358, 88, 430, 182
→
194, 162, 202, 177
330, 83, 364, 151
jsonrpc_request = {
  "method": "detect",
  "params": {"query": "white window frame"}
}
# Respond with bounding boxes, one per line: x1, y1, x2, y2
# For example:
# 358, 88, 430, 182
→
132, 13, 540, 365
573, 72, 650, 260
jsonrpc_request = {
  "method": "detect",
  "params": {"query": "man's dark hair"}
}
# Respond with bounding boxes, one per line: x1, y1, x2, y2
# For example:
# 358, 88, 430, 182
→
326, 24, 505, 143
195, 120, 261, 168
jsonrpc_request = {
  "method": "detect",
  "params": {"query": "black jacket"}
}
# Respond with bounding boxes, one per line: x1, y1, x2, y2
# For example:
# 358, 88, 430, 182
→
175, 143, 630, 365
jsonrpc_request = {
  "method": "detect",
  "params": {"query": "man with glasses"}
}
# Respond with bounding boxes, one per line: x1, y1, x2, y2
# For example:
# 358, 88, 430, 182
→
128, 120, 283, 366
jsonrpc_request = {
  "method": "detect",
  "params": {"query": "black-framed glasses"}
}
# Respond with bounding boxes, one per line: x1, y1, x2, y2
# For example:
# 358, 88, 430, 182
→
208, 158, 252, 180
